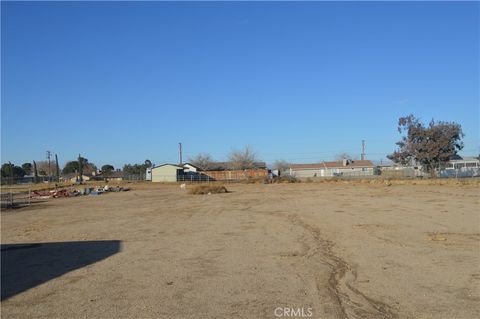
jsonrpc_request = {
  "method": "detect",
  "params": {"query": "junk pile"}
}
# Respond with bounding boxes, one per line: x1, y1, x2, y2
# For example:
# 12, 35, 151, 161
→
30, 185, 130, 199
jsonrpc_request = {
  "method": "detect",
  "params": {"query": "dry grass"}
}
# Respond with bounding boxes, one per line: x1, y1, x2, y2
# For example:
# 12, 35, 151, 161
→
187, 185, 229, 195
299, 177, 480, 186
2, 176, 478, 195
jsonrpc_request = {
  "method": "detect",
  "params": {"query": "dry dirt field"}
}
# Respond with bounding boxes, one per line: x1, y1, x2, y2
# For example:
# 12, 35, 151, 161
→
1, 182, 479, 319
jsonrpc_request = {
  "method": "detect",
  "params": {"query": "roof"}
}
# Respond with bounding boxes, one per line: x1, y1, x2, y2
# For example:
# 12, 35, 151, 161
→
100, 171, 124, 178
290, 160, 374, 170
151, 163, 184, 170
450, 156, 479, 162
182, 163, 201, 169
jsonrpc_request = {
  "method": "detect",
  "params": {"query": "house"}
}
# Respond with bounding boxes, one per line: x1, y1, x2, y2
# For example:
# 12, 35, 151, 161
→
440, 155, 480, 178
443, 155, 479, 169
95, 171, 124, 182
151, 164, 184, 182
202, 162, 268, 180
288, 159, 375, 178
64, 173, 93, 183
183, 163, 201, 173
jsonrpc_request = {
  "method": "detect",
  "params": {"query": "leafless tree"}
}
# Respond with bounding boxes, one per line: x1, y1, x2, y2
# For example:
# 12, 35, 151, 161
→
335, 152, 355, 161
228, 145, 258, 170
35, 161, 51, 176
188, 153, 214, 171
273, 160, 290, 172
387, 114, 464, 176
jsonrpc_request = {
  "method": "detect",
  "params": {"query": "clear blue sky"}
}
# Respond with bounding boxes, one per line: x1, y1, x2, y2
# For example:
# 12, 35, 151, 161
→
2, 1, 479, 168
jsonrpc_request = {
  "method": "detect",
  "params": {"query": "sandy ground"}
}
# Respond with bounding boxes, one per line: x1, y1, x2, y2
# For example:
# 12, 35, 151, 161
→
1, 183, 479, 319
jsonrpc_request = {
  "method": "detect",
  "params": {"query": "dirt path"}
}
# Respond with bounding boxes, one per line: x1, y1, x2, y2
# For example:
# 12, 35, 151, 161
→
1, 183, 479, 318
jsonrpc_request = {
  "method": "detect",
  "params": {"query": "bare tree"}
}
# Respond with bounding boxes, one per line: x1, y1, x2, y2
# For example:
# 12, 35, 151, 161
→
273, 160, 290, 172
35, 161, 50, 176
188, 153, 214, 171
387, 114, 464, 176
228, 145, 258, 170
335, 152, 355, 161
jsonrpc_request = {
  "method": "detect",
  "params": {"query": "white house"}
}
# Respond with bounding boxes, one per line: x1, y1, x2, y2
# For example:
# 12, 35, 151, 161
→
440, 155, 479, 178
182, 163, 201, 173
444, 156, 479, 169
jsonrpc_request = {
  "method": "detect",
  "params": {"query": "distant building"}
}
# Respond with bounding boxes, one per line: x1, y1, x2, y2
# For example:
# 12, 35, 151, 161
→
97, 171, 124, 182
440, 155, 480, 178
151, 164, 184, 182
444, 155, 479, 169
183, 163, 201, 173
150, 162, 268, 182
288, 159, 375, 178
64, 173, 93, 183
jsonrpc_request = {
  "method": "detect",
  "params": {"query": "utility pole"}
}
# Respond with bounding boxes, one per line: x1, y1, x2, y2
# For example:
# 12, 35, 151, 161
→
179, 143, 183, 165
55, 154, 60, 181
361, 140, 366, 161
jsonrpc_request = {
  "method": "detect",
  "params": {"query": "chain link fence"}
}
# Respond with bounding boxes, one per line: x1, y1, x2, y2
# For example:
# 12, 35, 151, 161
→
1, 188, 31, 209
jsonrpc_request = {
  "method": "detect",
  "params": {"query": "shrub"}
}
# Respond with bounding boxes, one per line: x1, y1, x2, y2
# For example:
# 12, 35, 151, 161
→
188, 185, 229, 195
265, 176, 300, 183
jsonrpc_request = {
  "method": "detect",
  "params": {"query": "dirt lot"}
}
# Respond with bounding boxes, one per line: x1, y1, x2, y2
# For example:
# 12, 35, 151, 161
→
1, 182, 479, 319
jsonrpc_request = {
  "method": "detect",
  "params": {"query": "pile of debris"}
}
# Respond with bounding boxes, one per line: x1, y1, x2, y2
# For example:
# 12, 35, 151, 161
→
30, 185, 130, 199
79, 185, 131, 196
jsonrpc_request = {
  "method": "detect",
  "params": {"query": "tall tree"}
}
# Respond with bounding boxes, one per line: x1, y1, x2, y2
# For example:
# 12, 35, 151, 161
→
21, 162, 33, 175
101, 164, 115, 175
1, 163, 26, 182
62, 157, 95, 175
123, 163, 149, 176
273, 160, 290, 172
188, 153, 214, 171
387, 114, 464, 176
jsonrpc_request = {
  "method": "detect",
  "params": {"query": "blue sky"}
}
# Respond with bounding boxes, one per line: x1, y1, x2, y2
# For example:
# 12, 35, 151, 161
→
1, 1, 479, 168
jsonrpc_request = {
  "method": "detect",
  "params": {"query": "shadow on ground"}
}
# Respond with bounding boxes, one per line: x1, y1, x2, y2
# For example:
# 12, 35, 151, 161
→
1, 240, 121, 301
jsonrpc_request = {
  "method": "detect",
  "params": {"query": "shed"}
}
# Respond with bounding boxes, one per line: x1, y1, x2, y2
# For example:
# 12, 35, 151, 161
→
151, 164, 184, 182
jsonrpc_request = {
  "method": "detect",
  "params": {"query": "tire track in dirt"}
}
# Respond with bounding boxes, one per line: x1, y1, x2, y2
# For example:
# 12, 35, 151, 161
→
274, 212, 399, 319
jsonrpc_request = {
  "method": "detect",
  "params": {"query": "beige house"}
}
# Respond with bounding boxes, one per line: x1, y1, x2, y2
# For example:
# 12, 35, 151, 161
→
66, 174, 92, 183
151, 164, 184, 182
289, 159, 375, 178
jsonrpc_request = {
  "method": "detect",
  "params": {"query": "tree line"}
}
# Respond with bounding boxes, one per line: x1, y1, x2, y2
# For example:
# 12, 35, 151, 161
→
0, 157, 155, 180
